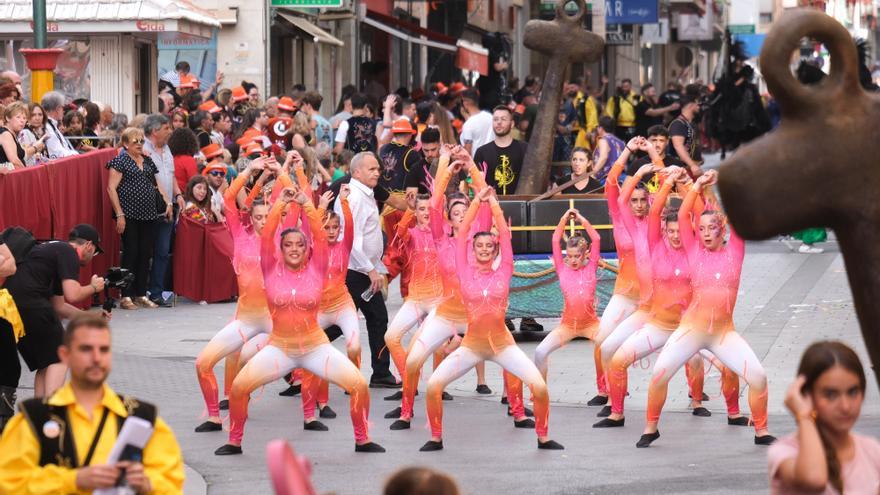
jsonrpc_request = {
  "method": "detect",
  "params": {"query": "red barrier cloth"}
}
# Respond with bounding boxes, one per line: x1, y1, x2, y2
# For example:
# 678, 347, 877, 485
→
46, 149, 121, 286
173, 215, 237, 303
0, 165, 52, 239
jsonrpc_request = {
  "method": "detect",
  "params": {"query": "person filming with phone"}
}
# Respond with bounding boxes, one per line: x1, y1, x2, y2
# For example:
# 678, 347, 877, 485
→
0, 313, 184, 494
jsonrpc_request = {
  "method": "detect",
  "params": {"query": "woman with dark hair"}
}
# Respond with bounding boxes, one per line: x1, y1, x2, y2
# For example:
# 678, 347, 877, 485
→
80, 102, 100, 150
182, 175, 218, 223
769, 341, 878, 494
169, 127, 200, 192
62, 110, 86, 151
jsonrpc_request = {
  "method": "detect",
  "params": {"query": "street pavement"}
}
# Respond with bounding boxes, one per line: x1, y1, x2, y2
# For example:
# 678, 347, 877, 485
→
15, 233, 880, 494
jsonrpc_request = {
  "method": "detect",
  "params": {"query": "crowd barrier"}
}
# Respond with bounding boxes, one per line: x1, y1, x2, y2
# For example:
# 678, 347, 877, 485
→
173, 215, 238, 303
0, 149, 121, 289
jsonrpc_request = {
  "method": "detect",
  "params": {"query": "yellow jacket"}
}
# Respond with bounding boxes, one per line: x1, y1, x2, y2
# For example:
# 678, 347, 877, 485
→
573, 92, 599, 149
0, 382, 184, 494
604, 91, 640, 128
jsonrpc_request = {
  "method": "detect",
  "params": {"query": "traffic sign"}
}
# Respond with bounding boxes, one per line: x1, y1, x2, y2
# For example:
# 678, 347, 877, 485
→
728, 24, 756, 34
271, 0, 343, 7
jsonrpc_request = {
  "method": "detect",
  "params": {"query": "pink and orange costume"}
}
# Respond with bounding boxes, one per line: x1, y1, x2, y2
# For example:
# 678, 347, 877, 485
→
195, 172, 273, 424
423, 195, 556, 448
592, 158, 640, 397
644, 186, 769, 439
533, 213, 602, 379
224, 197, 372, 451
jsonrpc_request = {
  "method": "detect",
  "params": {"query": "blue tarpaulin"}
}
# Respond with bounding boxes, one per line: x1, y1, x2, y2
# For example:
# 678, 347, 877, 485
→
734, 33, 767, 58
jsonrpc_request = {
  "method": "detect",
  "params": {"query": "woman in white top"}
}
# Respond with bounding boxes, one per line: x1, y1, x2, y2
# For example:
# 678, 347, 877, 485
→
17, 103, 48, 166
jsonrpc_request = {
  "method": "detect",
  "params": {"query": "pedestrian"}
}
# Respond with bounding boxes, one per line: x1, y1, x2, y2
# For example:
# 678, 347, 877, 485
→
143, 114, 184, 308
18, 102, 49, 166
605, 78, 641, 141
591, 116, 626, 183
333, 152, 400, 388
768, 341, 878, 494
335, 93, 378, 154
668, 94, 703, 178
107, 127, 171, 311
0, 102, 29, 170
0, 314, 185, 493
473, 106, 526, 195
459, 89, 494, 156
39, 91, 78, 159
2, 225, 106, 398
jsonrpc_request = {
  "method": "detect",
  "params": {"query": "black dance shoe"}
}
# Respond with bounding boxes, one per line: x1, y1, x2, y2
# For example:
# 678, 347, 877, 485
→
214, 444, 242, 455
593, 417, 625, 428
755, 434, 777, 446
304, 420, 329, 431
195, 421, 222, 433
384, 407, 402, 419
728, 416, 751, 426
514, 418, 536, 428
318, 405, 337, 419
218, 399, 229, 410
390, 419, 411, 430
279, 384, 301, 397
442, 391, 453, 401
596, 405, 612, 417
355, 442, 386, 453
476, 384, 492, 394
538, 439, 565, 450
636, 431, 660, 448
692, 407, 712, 417
419, 440, 443, 452
587, 395, 608, 406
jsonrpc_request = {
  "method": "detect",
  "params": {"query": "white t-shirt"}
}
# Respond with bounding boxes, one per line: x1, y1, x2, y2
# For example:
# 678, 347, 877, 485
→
460, 111, 495, 156
334, 120, 349, 144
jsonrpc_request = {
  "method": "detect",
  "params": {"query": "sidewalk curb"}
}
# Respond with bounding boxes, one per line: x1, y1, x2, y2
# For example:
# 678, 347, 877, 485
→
184, 463, 208, 495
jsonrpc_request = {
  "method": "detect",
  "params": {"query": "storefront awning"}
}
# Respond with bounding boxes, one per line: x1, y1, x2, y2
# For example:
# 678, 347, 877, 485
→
0, 0, 220, 37
455, 40, 489, 76
361, 9, 457, 52
278, 13, 344, 47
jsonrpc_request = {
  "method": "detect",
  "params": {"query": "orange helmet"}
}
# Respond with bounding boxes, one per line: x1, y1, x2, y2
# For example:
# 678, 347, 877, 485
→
201, 143, 224, 159
277, 96, 298, 112
231, 86, 249, 102
391, 118, 416, 135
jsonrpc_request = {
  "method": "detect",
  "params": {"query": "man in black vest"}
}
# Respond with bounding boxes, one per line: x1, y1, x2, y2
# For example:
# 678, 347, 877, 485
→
0, 314, 184, 493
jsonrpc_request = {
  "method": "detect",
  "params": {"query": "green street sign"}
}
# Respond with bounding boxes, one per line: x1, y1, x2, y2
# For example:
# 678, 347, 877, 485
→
728, 24, 756, 34
271, 0, 343, 7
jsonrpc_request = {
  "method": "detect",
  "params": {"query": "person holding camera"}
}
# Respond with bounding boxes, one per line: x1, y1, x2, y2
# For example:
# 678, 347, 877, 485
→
2, 224, 107, 399
0, 314, 184, 494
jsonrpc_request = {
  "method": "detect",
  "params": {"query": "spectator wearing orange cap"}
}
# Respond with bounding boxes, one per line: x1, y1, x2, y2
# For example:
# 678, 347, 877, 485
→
237, 107, 271, 150
277, 96, 298, 119
230, 86, 251, 132
202, 159, 228, 218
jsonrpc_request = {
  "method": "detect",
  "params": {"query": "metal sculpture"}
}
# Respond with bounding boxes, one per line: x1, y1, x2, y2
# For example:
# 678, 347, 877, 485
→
515, 0, 604, 194
718, 8, 880, 386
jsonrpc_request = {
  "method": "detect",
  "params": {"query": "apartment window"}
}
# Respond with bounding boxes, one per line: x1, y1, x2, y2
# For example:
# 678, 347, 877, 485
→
759, 12, 773, 23
509, 6, 516, 29
489, 0, 496, 21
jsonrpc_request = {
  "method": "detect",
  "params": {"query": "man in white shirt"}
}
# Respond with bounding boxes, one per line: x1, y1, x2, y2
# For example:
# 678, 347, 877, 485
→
459, 88, 495, 156
333, 152, 398, 388
143, 114, 183, 307
40, 91, 78, 159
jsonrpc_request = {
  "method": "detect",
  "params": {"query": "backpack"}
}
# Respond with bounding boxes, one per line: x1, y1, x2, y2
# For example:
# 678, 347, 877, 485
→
0, 226, 36, 264
344, 116, 378, 153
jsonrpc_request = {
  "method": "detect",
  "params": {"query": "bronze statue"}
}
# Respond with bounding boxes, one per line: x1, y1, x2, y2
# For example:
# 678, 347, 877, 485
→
718, 8, 880, 386
515, 0, 604, 194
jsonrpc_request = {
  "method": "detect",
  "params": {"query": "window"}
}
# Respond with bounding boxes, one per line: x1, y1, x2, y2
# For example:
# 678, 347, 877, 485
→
509, 6, 516, 29
489, 0, 496, 21
759, 12, 772, 24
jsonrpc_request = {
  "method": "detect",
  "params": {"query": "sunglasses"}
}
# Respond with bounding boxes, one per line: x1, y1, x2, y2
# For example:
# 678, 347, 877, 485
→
129, 139, 144, 145
209, 171, 226, 177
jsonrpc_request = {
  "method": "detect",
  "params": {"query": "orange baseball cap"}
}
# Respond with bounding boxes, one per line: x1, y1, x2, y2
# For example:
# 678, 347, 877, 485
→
235, 128, 262, 147
449, 82, 467, 95
179, 74, 197, 89
243, 141, 264, 156
434, 82, 449, 95
199, 100, 223, 114
391, 118, 416, 135
277, 96, 298, 112
231, 86, 249, 102
201, 143, 224, 159
202, 160, 227, 176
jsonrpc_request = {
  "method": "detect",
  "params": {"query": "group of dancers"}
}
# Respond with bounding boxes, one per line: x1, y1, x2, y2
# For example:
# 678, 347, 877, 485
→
191, 137, 775, 456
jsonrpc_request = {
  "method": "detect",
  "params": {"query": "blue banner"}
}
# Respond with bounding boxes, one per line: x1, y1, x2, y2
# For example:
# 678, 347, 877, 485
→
605, 0, 658, 24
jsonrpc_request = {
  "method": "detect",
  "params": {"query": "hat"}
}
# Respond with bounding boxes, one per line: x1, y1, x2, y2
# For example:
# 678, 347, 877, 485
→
202, 160, 228, 176
449, 82, 467, 95
199, 100, 223, 114
391, 118, 416, 135
243, 141, 264, 156
69, 224, 103, 254
231, 86, 249, 102
179, 74, 197, 89
277, 96, 298, 112
434, 82, 449, 95
235, 128, 262, 147
201, 143, 224, 159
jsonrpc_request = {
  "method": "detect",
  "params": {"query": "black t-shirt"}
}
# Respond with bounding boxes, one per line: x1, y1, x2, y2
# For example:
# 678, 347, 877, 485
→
627, 154, 685, 188
659, 90, 682, 118
555, 173, 603, 194
403, 150, 433, 194
521, 105, 539, 142
635, 100, 664, 137
668, 116, 700, 162
328, 174, 390, 211
0, 127, 25, 163
378, 142, 425, 194
473, 140, 527, 195
344, 116, 378, 153
3, 241, 80, 309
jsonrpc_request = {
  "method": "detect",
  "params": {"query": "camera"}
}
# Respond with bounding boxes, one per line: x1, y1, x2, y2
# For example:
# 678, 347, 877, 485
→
101, 267, 134, 313
106, 267, 134, 289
